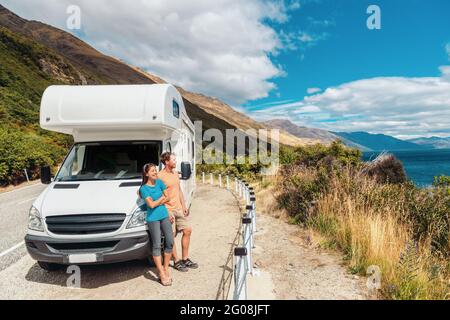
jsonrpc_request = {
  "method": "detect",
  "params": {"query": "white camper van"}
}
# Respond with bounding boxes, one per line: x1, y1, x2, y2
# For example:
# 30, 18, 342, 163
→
25, 84, 196, 270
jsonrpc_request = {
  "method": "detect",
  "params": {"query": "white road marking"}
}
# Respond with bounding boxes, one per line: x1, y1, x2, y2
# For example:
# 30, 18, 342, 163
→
0, 241, 25, 258
17, 197, 37, 205
0, 183, 43, 197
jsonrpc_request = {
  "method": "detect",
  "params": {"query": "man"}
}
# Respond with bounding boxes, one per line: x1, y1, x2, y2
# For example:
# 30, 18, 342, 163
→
158, 152, 198, 272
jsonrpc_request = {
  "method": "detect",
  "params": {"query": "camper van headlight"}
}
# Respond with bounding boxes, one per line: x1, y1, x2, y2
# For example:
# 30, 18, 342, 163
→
28, 206, 44, 232
127, 206, 146, 229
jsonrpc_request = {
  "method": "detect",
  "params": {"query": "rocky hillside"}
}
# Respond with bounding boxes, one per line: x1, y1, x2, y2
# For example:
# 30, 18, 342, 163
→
263, 119, 338, 144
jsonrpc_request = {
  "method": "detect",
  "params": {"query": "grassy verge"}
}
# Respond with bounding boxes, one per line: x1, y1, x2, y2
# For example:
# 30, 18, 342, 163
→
276, 142, 450, 300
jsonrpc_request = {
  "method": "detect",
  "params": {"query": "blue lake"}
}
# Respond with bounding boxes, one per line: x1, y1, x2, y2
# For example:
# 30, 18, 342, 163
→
362, 149, 450, 187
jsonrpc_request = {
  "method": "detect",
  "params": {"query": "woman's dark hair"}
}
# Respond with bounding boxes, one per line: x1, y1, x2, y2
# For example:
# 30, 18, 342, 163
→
141, 163, 157, 187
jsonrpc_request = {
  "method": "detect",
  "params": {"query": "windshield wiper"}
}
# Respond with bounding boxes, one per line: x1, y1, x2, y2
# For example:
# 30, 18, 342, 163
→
111, 176, 141, 180
57, 177, 108, 182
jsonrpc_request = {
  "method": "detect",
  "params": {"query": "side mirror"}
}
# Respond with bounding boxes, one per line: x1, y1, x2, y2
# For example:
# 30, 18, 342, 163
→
40, 166, 52, 184
180, 162, 192, 180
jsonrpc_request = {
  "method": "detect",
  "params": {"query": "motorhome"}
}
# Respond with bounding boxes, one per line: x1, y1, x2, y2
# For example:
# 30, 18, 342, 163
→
25, 84, 196, 270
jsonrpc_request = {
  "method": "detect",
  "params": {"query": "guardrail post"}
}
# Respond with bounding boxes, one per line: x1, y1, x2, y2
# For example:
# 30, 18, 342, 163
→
226, 175, 230, 190
249, 190, 254, 207
245, 205, 253, 247
23, 169, 30, 183
210, 173, 213, 185
233, 247, 248, 300
244, 183, 249, 204
250, 196, 257, 234
202, 172, 205, 184
219, 174, 222, 188
242, 216, 254, 275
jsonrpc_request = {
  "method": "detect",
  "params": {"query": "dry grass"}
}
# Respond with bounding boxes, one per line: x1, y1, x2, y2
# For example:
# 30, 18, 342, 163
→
312, 172, 449, 299
275, 166, 450, 299
253, 175, 289, 220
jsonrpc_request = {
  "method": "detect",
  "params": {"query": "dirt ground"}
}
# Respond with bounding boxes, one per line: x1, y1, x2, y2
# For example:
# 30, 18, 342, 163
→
0, 180, 40, 194
0, 184, 241, 300
251, 213, 369, 299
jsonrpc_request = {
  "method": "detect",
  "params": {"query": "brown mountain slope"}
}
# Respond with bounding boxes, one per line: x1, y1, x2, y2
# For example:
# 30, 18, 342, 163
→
263, 119, 338, 144
131, 66, 309, 147
0, 4, 305, 147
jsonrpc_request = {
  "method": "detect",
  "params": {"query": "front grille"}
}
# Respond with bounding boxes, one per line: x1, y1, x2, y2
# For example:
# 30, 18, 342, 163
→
46, 214, 126, 235
47, 241, 119, 252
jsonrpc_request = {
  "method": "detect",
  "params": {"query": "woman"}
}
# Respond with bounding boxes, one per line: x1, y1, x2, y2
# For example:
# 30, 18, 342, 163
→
140, 163, 174, 286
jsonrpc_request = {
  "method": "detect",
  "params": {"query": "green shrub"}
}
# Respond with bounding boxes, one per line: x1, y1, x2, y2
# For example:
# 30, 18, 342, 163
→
275, 142, 450, 299
0, 127, 66, 185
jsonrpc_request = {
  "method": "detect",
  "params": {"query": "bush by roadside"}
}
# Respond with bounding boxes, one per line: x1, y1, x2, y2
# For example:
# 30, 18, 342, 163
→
0, 126, 67, 185
276, 141, 450, 300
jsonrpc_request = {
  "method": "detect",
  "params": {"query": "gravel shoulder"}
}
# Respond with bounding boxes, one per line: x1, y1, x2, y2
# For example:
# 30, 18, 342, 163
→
252, 213, 369, 300
0, 184, 241, 300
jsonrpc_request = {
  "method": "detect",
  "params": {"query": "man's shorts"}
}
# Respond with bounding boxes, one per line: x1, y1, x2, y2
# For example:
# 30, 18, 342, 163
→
170, 209, 191, 235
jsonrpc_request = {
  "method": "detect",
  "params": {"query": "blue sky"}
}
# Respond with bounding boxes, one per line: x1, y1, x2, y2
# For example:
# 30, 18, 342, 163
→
251, 0, 449, 104
2, 0, 450, 138
242, 0, 450, 138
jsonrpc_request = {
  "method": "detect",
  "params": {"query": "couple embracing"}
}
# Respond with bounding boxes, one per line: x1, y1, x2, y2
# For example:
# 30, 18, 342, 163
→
139, 152, 198, 286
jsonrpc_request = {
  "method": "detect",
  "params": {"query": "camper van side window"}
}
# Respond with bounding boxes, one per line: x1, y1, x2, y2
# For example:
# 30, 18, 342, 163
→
173, 100, 180, 119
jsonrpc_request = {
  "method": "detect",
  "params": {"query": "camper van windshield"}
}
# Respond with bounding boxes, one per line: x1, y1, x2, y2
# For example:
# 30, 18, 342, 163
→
55, 141, 161, 182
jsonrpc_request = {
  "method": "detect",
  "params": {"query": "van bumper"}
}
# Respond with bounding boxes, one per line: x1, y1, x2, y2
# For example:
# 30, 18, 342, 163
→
24, 231, 150, 265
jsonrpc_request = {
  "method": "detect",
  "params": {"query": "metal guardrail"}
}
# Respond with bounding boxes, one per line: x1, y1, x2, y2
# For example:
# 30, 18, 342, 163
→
200, 172, 257, 300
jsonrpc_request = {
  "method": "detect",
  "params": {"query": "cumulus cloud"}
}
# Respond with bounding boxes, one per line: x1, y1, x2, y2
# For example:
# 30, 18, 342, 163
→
306, 87, 321, 94
250, 67, 450, 138
1, 0, 304, 105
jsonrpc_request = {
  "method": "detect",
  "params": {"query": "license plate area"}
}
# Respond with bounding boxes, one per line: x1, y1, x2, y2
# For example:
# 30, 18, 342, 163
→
68, 253, 98, 264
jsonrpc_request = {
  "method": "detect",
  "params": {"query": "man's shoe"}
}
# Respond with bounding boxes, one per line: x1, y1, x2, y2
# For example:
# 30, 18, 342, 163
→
182, 258, 199, 269
173, 260, 189, 272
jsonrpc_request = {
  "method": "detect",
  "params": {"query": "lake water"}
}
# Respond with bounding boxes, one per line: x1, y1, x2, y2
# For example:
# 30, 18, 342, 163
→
362, 149, 450, 187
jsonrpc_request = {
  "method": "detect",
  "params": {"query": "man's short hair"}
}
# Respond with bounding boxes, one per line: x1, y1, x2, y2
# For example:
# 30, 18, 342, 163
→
160, 152, 174, 165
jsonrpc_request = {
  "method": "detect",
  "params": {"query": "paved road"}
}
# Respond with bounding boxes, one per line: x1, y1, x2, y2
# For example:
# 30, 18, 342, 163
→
0, 184, 241, 300
0, 183, 47, 272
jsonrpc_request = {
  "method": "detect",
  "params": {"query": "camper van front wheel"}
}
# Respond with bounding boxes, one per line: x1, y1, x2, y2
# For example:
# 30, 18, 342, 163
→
37, 261, 62, 271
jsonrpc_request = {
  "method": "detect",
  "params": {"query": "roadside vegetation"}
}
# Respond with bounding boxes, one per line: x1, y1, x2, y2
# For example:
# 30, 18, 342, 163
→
198, 141, 450, 299
0, 27, 79, 185
275, 141, 450, 300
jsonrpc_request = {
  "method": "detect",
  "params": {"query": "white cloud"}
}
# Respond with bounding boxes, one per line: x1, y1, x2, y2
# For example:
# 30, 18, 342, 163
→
249, 67, 450, 138
306, 87, 321, 94
1, 0, 304, 105
446, 43, 450, 59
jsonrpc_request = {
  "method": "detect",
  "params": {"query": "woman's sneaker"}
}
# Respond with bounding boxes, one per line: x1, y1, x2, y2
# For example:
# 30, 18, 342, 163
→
173, 260, 188, 272
182, 258, 198, 269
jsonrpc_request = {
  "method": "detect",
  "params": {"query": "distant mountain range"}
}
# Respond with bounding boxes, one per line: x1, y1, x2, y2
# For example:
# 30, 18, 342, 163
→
264, 119, 450, 152
333, 132, 430, 151
262, 119, 338, 143
407, 136, 450, 149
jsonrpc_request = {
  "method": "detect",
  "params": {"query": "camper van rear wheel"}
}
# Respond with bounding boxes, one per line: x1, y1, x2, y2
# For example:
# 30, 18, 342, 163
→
37, 261, 62, 271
